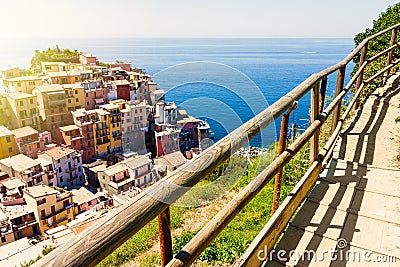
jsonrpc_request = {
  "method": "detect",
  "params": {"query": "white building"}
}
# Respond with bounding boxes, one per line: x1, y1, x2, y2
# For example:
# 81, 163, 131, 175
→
38, 147, 84, 189
119, 100, 149, 154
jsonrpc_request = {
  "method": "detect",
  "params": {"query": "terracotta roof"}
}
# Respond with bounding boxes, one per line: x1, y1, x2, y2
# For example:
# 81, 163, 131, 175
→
44, 146, 76, 160
12, 126, 38, 138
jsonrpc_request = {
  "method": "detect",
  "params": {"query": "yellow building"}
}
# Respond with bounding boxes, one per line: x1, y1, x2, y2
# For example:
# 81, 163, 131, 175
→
41, 62, 82, 74
99, 104, 122, 156
0, 126, 17, 160
6, 92, 40, 130
2, 76, 44, 94
1, 67, 26, 79
0, 94, 12, 128
23, 185, 74, 233
62, 84, 85, 112
33, 84, 70, 133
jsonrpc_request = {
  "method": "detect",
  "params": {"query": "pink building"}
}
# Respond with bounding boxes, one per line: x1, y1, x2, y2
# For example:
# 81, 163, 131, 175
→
155, 128, 180, 157
72, 187, 98, 214
12, 126, 51, 159
82, 80, 108, 109
79, 53, 97, 65
109, 62, 131, 72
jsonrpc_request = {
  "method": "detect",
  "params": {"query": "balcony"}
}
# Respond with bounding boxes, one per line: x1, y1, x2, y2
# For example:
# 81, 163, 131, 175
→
12, 220, 38, 230
65, 166, 77, 173
67, 175, 79, 183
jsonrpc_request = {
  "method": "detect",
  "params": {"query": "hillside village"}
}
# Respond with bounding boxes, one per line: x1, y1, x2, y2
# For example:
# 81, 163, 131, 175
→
0, 51, 214, 263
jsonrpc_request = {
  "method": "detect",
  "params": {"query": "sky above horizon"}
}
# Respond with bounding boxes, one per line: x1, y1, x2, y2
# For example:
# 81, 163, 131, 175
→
0, 0, 399, 38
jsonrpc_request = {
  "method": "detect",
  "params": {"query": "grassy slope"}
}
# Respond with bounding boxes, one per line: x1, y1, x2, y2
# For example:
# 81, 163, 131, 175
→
97, 141, 310, 266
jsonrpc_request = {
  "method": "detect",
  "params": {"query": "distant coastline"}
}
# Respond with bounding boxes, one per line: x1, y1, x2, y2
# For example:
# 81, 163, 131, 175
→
0, 38, 354, 146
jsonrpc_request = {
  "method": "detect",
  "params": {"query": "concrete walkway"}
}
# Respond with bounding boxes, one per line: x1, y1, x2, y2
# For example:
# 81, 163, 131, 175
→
266, 73, 400, 266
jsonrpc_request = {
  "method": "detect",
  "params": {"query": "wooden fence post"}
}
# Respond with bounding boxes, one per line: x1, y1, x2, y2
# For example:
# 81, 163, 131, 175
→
158, 207, 173, 267
331, 66, 346, 134
272, 101, 297, 215
354, 43, 368, 110
384, 28, 398, 82
310, 81, 320, 163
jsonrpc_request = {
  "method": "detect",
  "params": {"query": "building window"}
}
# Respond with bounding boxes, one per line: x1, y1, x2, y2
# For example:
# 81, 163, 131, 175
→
30, 99, 33, 104
144, 176, 146, 184
76, 98, 79, 102
135, 170, 138, 176
20, 100, 23, 106
6, 136, 11, 143
60, 176, 63, 182
57, 159, 60, 163
148, 164, 150, 171
17, 82, 21, 87
37, 198, 46, 205
1, 236, 6, 243
150, 173, 153, 181
67, 154, 70, 159
8, 147, 12, 153
58, 167, 62, 173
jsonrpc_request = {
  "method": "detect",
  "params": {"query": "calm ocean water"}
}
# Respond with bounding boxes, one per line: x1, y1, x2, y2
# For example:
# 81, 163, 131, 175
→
0, 38, 355, 147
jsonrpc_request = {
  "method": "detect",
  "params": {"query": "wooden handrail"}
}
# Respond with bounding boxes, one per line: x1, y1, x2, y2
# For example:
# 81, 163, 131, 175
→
35, 23, 400, 267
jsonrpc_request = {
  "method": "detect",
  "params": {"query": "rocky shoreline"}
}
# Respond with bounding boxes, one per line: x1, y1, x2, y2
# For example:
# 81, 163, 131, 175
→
234, 146, 271, 158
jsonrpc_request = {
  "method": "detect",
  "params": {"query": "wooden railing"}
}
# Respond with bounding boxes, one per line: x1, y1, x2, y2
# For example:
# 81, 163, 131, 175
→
35, 23, 400, 267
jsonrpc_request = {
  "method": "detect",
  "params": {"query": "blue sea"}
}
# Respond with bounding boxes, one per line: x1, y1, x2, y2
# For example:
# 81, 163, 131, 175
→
0, 38, 355, 147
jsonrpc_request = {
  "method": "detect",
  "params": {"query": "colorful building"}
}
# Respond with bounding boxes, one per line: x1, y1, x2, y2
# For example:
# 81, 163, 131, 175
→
71, 109, 96, 163
23, 185, 74, 233
39, 147, 84, 189
46, 71, 83, 85
176, 116, 202, 153
11, 126, 45, 159
41, 62, 81, 74
98, 155, 154, 194
0, 67, 26, 79
79, 54, 97, 65
5, 92, 40, 130
71, 187, 98, 214
0, 94, 12, 128
0, 203, 39, 245
82, 80, 109, 110
0, 154, 49, 187
155, 128, 181, 157
33, 84, 70, 134
62, 84, 85, 112
112, 99, 148, 154
109, 62, 131, 72
92, 104, 122, 158
0, 126, 17, 160
2, 76, 44, 94
111, 80, 130, 101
